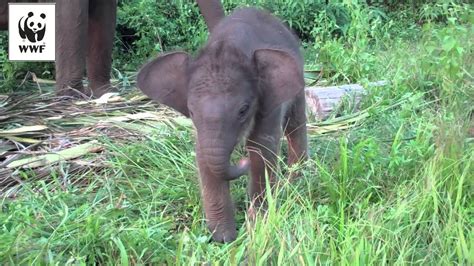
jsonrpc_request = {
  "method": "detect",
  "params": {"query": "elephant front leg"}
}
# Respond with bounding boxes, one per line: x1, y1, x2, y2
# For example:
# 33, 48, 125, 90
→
87, 0, 117, 97
246, 116, 282, 217
55, 0, 89, 97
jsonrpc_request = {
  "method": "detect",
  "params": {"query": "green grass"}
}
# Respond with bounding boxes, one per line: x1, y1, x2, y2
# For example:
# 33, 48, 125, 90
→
1, 3, 473, 265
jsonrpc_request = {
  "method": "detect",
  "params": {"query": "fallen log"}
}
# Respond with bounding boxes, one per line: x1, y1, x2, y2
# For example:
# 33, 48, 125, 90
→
304, 81, 387, 120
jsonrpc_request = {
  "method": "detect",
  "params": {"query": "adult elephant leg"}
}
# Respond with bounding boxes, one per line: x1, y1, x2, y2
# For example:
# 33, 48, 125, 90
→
87, 0, 116, 97
56, 0, 89, 97
196, 0, 225, 33
0, 1, 7, 30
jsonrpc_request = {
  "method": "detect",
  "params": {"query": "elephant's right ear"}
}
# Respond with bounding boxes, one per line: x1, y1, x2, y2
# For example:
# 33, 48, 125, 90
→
137, 52, 190, 117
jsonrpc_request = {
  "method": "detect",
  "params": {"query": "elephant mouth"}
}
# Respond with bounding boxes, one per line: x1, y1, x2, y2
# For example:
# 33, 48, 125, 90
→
225, 158, 250, 180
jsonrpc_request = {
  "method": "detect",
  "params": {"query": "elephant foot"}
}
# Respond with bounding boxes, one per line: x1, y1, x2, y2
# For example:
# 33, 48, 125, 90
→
56, 82, 92, 99
287, 158, 309, 183
247, 204, 258, 225
88, 81, 118, 98
247, 199, 267, 223
288, 169, 304, 183
209, 223, 237, 243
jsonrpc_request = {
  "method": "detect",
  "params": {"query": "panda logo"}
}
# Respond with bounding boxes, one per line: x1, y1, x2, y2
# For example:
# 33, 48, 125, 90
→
18, 12, 46, 43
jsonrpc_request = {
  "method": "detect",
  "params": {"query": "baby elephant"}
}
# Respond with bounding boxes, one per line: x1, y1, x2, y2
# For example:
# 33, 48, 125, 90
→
137, 8, 308, 242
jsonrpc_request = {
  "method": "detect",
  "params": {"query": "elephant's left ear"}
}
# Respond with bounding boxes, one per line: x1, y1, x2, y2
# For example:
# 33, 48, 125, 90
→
137, 52, 190, 117
253, 48, 305, 115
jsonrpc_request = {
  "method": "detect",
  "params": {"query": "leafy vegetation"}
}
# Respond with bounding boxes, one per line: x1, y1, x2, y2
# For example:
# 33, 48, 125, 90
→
1, 1, 473, 264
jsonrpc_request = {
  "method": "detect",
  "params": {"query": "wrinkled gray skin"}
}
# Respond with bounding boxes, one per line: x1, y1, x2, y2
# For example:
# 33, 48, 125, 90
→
0, 0, 223, 98
137, 8, 308, 243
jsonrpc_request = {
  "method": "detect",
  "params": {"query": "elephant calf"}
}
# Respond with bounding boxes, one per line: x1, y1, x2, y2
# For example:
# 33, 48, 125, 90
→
137, 8, 308, 242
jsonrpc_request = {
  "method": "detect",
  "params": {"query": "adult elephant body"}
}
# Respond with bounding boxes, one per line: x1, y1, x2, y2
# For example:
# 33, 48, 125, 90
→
0, 0, 224, 97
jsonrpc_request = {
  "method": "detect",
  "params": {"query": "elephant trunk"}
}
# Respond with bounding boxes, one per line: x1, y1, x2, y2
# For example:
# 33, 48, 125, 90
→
201, 144, 249, 181
203, 147, 231, 177
196, 139, 248, 242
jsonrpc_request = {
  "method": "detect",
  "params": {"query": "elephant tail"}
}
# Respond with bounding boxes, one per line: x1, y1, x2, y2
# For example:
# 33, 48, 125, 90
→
196, 0, 225, 33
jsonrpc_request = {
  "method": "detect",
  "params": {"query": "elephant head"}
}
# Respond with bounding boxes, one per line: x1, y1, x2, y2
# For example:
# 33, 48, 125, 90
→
137, 41, 303, 242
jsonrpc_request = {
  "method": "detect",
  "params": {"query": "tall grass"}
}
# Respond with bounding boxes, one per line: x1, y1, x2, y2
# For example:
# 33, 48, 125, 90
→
1, 2, 473, 264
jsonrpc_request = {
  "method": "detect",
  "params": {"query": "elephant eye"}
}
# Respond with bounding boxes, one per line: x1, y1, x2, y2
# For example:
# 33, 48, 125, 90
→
238, 104, 249, 120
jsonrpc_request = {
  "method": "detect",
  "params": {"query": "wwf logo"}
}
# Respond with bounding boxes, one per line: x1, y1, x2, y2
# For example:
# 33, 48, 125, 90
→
18, 11, 46, 43
8, 3, 55, 61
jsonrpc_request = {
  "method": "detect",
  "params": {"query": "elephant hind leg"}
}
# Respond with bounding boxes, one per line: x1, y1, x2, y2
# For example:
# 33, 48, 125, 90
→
55, 0, 89, 97
284, 91, 308, 170
86, 0, 117, 98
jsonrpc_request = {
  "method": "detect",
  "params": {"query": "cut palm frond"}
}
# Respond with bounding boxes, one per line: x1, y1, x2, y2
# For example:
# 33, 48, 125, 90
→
0, 83, 412, 195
